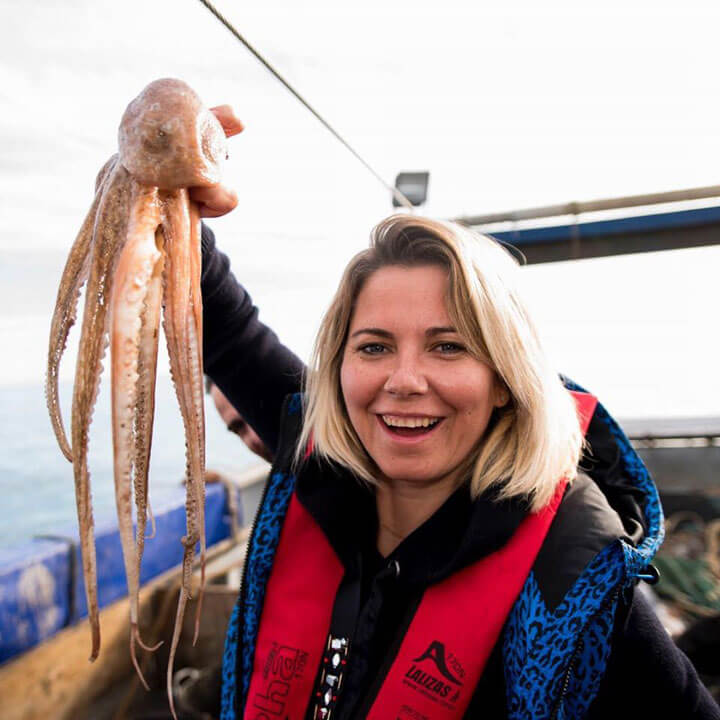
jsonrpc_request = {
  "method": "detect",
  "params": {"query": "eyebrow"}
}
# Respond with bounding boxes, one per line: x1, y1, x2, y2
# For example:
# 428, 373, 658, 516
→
350, 326, 458, 339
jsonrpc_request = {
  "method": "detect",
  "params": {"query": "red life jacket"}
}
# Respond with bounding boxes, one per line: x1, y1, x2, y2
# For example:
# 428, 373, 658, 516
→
243, 392, 597, 720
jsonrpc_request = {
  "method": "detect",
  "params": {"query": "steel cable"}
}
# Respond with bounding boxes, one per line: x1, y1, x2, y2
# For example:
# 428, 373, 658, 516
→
196, 0, 414, 210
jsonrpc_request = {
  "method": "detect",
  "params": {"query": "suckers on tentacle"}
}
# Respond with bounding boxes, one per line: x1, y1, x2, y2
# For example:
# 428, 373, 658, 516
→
133, 229, 165, 571
158, 189, 208, 718
71, 161, 132, 661
187, 208, 208, 645
46, 155, 119, 462
110, 182, 165, 685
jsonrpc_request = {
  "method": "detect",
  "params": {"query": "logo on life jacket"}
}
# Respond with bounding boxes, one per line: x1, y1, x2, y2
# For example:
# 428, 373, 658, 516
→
249, 642, 308, 720
402, 640, 464, 705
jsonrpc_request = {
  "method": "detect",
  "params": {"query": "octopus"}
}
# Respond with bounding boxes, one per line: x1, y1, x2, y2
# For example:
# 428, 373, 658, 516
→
45, 78, 227, 716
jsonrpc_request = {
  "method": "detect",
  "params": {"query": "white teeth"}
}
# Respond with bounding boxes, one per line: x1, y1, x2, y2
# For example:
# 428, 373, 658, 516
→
381, 415, 440, 428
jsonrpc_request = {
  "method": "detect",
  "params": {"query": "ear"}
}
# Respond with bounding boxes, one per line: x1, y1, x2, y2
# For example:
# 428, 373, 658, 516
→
493, 380, 510, 409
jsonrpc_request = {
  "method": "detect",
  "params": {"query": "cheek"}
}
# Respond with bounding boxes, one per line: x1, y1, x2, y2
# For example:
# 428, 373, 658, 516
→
434, 367, 498, 416
340, 357, 381, 412
339, 356, 353, 406
339, 357, 362, 413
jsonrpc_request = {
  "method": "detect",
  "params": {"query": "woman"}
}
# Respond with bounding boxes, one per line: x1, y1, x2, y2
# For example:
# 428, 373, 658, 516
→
194, 111, 719, 720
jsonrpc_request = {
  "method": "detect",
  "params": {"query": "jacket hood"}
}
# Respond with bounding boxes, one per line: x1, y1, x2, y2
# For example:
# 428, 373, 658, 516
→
532, 377, 666, 607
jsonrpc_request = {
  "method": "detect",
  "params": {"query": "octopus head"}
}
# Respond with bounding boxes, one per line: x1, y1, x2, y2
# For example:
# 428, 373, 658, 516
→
118, 78, 227, 190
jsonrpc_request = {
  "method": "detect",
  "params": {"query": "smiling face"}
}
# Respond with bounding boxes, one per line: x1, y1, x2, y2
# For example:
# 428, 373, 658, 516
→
340, 264, 507, 490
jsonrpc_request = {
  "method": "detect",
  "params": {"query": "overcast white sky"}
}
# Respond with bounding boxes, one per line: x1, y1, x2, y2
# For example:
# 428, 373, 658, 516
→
0, 0, 718, 417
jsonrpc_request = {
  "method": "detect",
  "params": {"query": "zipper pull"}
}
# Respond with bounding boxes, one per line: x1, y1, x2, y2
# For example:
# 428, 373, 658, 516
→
637, 564, 660, 585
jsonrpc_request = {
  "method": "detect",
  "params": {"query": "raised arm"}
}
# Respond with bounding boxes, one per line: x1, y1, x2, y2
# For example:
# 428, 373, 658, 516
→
200, 225, 304, 456
193, 105, 305, 455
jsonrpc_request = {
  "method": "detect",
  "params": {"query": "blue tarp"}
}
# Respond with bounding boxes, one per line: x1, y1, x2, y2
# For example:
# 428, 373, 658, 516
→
0, 482, 243, 664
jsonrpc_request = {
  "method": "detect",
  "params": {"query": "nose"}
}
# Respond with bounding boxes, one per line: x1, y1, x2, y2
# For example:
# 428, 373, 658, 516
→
383, 353, 428, 396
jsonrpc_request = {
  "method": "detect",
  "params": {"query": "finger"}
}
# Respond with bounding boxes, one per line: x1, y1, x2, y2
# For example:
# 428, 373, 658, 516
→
210, 105, 244, 137
190, 184, 238, 218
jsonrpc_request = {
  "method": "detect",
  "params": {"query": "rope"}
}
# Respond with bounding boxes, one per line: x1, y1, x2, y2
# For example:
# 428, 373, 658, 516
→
195, 0, 415, 211
653, 513, 720, 619
706, 519, 720, 580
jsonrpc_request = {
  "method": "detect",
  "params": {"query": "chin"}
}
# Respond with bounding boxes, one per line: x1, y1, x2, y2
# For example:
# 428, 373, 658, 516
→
374, 460, 452, 487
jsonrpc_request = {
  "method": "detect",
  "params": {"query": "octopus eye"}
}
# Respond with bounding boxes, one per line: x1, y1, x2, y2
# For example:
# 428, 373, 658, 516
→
225, 152, 229, 160
142, 127, 171, 154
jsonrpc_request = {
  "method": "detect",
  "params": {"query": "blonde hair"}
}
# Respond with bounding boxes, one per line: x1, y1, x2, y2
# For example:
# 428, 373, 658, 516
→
297, 215, 582, 512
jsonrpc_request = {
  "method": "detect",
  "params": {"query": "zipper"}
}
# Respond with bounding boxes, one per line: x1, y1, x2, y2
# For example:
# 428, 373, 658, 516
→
549, 583, 623, 720
237, 468, 275, 611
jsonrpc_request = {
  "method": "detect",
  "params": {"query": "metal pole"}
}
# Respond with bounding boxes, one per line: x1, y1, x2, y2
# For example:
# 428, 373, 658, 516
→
454, 185, 720, 227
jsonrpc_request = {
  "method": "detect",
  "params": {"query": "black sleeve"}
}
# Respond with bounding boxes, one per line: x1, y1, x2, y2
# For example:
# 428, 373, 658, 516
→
587, 586, 720, 719
201, 223, 305, 455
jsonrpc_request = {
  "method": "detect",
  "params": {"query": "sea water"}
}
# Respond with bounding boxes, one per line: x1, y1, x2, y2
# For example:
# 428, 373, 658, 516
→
0, 377, 260, 549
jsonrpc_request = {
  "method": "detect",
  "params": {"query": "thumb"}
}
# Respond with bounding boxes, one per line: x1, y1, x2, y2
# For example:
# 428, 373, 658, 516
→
210, 104, 245, 137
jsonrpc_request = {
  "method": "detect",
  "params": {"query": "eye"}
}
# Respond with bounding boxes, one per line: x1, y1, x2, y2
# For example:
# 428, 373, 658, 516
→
358, 343, 388, 355
142, 126, 171, 153
433, 342, 465, 355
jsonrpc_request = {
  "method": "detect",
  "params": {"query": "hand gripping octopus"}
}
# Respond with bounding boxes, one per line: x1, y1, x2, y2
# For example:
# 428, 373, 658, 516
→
46, 78, 227, 716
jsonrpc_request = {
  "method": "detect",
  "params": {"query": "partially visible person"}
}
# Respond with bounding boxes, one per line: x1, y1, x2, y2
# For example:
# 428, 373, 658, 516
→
206, 377, 272, 463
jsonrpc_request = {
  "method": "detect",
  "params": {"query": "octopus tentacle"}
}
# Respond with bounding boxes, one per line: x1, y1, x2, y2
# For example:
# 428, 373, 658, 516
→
159, 190, 207, 709
187, 203, 207, 646
71, 162, 132, 661
131, 258, 162, 630
133, 229, 165, 565
145, 503, 157, 539
159, 190, 198, 572
110, 181, 165, 684
161, 189, 207, 563
167, 585, 189, 720
46, 155, 118, 461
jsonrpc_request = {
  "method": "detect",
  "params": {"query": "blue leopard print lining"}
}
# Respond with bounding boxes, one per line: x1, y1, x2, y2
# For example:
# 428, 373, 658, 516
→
220, 598, 242, 719
561, 586, 620, 720
505, 543, 626, 719
502, 379, 665, 719
219, 468, 298, 720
